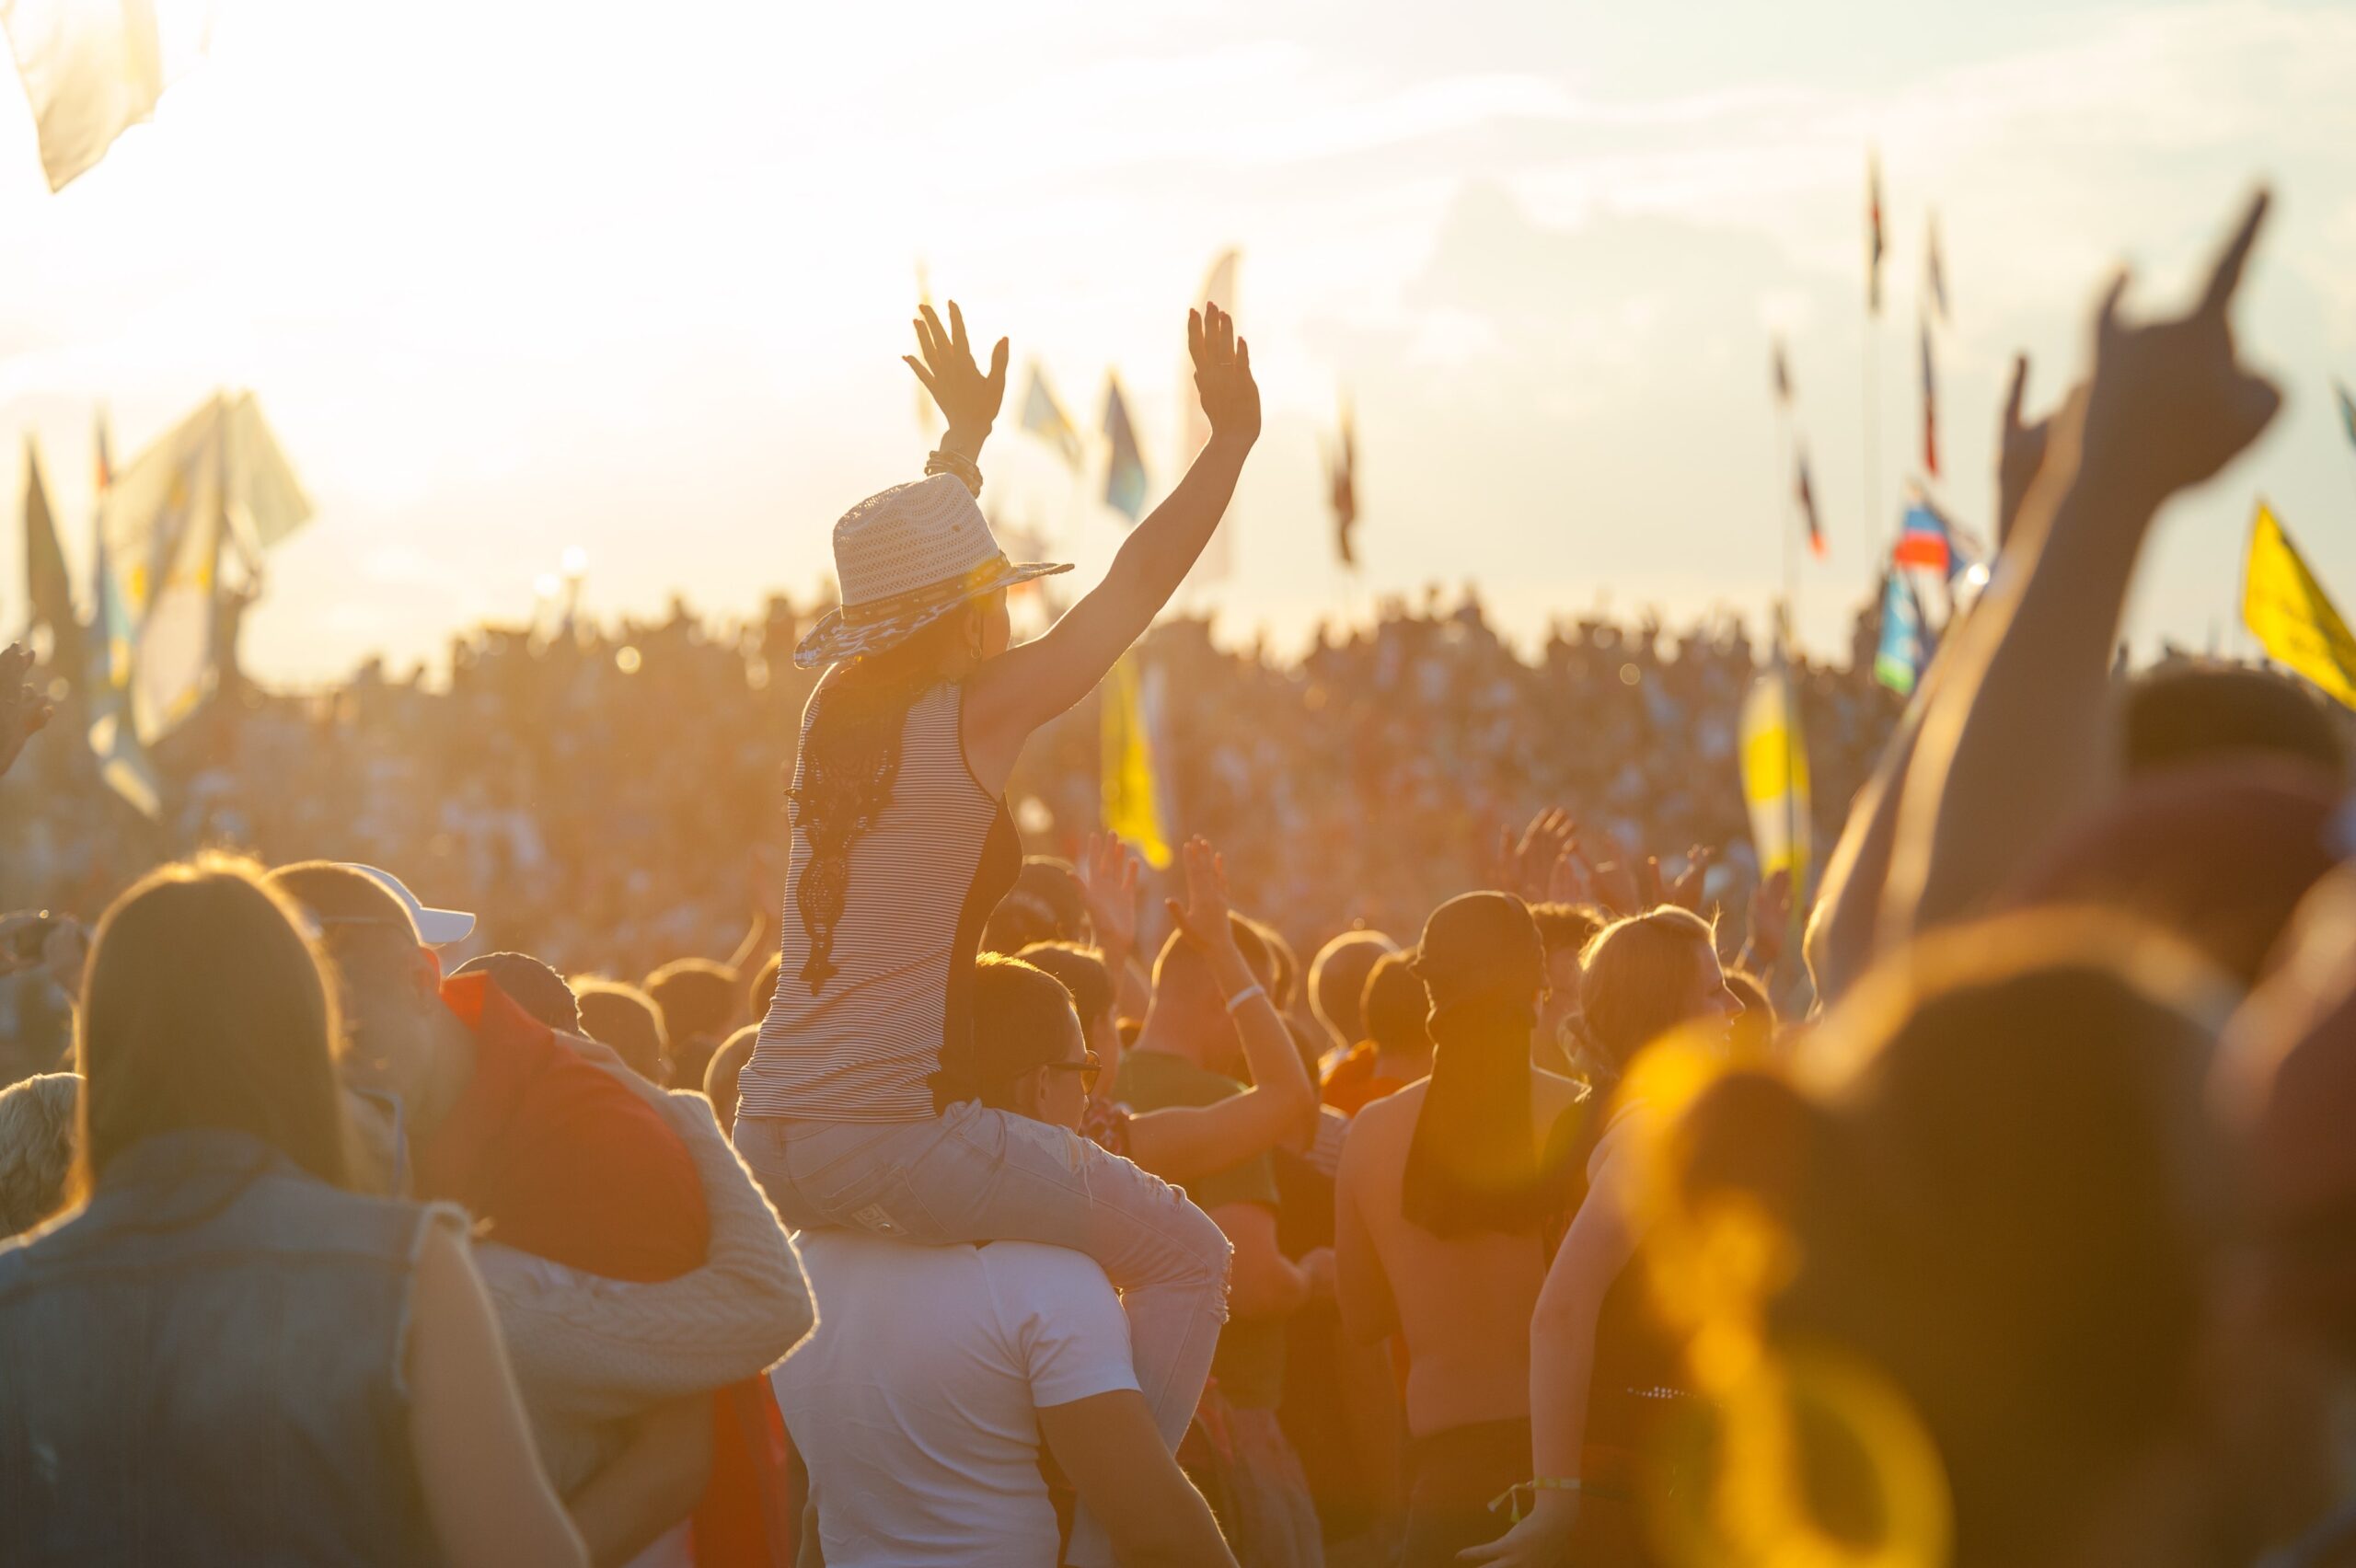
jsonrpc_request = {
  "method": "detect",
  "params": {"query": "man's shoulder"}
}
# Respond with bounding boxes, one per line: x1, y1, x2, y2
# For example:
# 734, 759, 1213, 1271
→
978, 1239, 1119, 1297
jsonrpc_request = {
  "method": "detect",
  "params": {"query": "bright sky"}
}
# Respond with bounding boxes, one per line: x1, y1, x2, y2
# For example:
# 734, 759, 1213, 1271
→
2, 0, 2353, 685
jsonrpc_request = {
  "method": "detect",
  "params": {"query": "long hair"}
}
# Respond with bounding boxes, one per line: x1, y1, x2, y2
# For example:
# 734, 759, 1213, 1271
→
1578, 905, 1719, 1085
790, 607, 981, 993
1402, 892, 1575, 1238
74, 854, 352, 1197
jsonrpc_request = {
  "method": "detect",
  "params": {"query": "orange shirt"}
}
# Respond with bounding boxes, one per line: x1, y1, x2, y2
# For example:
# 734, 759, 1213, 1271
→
416, 973, 708, 1281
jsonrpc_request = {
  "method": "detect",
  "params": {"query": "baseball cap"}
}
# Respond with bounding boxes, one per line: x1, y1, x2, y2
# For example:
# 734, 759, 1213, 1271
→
339, 864, 477, 947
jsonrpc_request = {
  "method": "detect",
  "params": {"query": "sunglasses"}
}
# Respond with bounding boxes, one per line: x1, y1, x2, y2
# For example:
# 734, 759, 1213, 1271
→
1043, 1050, 1103, 1093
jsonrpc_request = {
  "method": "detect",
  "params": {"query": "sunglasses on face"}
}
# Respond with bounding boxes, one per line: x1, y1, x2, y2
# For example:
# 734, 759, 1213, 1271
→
1043, 1051, 1103, 1094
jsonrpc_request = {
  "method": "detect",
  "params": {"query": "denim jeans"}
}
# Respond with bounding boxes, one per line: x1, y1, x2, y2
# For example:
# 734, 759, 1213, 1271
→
734, 1101, 1231, 1561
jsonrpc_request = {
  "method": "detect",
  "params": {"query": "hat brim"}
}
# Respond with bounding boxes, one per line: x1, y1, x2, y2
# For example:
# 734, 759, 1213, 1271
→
794, 559, 1074, 670
412, 907, 478, 947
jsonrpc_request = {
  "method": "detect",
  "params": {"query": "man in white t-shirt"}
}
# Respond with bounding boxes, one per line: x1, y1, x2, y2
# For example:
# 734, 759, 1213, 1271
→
773, 955, 1234, 1568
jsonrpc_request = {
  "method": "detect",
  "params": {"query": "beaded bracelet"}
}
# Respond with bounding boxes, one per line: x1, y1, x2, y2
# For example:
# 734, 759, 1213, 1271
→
924, 447, 984, 497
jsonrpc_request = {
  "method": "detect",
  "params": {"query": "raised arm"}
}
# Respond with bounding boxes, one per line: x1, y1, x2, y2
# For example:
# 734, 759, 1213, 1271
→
964, 304, 1260, 765
904, 299, 1010, 474
1122, 837, 1319, 1182
1882, 190, 2280, 941
0, 643, 52, 781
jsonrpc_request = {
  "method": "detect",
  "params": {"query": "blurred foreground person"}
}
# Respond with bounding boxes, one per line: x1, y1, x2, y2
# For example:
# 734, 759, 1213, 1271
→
0, 856, 584, 1567
1657, 917, 2243, 1568
0, 1070, 77, 1237
1468, 906, 1738, 1568
1334, 894, 1587, 1568
774, 954, 1235, 1568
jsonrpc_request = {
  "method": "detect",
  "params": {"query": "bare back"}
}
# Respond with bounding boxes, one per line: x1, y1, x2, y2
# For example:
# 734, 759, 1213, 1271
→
1335, 1071, 1588, 1437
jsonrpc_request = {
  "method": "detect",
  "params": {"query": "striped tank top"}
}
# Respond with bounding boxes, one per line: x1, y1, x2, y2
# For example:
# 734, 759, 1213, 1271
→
738, 675, 1021, 1124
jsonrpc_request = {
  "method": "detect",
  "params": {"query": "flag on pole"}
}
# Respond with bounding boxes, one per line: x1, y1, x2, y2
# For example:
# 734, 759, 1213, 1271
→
1740, 634, 1813, 886
2243, 502, 2356, 710
1866, 151, 1887, 316
2337, 380, 2356, 454
1328, 396, 1359, 569
1, 0, 166, 190
1895, 498, 1951, 575
1019, 365, 1084, 471
1771, 339, 1793, 405
1102, 375, 1148, 524
1873, 568, 1927, 695
1796, 447, 1826, 560
1924, 213, 1949, 321
1102, 651, 1173, 869
1918, 313, 1940, 478
21, 436, 81, 680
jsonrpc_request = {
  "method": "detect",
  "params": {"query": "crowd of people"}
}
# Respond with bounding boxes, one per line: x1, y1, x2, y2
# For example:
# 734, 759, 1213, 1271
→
2, 189, 2354, 1568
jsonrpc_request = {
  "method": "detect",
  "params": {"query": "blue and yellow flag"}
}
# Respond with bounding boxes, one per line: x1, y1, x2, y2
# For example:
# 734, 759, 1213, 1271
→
1740, 635, 1812, 887
2244, 501, 2356, 710
1103, 375, 1148, 524
1102, 651, 1172, 869
1021, 365, 1083, 471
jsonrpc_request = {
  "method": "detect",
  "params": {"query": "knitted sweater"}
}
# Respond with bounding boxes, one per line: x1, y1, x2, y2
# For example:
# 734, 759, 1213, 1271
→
472, 1045, 814, 1493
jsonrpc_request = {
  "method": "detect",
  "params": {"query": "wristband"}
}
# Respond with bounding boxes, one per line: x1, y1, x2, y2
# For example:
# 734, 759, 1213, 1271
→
1486, 1478, 1585, 1525
1224, 982, 1267, 1015
924, 447, 984, 497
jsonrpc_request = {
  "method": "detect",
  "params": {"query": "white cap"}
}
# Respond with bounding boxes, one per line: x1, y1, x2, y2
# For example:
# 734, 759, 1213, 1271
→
338, 863, 478, 948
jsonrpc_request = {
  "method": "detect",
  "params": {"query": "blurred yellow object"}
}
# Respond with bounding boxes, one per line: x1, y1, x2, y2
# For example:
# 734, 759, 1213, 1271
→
2243, 501, 2356, 711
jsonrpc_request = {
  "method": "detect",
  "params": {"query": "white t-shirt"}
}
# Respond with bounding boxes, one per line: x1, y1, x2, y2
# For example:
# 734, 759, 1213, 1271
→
771, 1229, 1139, 1568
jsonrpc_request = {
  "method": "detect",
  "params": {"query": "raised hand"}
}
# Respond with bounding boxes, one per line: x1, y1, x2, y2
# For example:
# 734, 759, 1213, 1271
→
1162, 836, 1244, 966
1663, 846, 1715, 914
2077, 189, 2280, 511
0, 644, 52, 780
1996, 355, 2060, 549
1745, 867, 1794, 971
1189, 303, 1261, 448
1489, 807, 1576, 902
904, 300, 1011, 453
1078, 831, 1143, 963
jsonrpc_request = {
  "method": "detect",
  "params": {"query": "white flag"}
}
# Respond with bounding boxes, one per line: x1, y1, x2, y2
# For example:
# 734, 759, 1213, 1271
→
2, 0, 164, 191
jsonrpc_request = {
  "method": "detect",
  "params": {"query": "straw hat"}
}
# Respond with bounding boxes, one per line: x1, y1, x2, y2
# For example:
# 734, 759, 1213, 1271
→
795, 474, 1071, 670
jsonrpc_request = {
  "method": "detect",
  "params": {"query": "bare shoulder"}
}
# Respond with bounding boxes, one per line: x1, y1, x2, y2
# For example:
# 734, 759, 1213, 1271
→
1339, 1083, 1425, 1170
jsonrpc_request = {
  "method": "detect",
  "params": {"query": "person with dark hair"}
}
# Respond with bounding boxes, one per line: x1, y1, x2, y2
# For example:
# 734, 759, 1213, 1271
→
575, 979, 670, 1087
982, 857, 1092, 955
0, 855, 585, 1566
733, 300, 1260, 1494
643, 958, 743, 1097
1334, 894, 1589, 1567
1528, 902, 1603, 1072
774, 954, 1236, 1568
451, 951, 582, 1033
1307, 929, 1396, 1054
2123, 660, 2347, 782
1323, 952, 1433, 1117
747, 951, 782, 1024
703, 1024, 760, 1141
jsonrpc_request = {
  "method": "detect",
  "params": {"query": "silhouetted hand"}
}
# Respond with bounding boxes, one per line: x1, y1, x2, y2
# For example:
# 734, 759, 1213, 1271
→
1163, 836, 1247, 978
904, 300, 1010, 454
0, 644, 52, 780
1189, 303, 1260, 448
1079, 831, 1143, 963
1490, 807, 1576, 902
1745, 867, 1793, 970
2078, 189, 2281, 512
1663, 846, 1715, 913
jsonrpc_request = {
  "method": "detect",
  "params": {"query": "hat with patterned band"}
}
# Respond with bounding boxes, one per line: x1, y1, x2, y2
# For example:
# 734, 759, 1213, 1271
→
795, 473, 1072, 670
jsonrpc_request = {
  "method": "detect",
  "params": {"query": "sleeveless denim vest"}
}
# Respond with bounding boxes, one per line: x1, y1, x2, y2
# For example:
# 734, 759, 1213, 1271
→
0, 1128, 449, 1566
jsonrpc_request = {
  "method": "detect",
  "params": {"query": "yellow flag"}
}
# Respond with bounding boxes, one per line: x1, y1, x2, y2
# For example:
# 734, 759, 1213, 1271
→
1102, 652, 1173, 869
2243, 502, 2356, 710
1740, 656, 1812, 884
